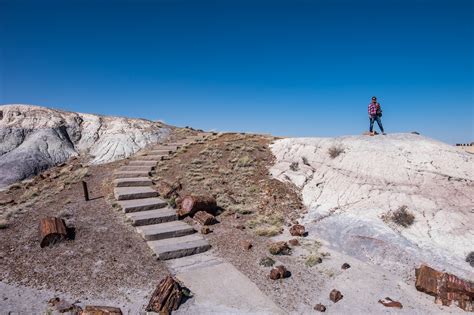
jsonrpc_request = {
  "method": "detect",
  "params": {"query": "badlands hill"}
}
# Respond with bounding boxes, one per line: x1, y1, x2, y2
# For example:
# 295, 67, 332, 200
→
271, 134, 474, 281
0, 104, 171, 188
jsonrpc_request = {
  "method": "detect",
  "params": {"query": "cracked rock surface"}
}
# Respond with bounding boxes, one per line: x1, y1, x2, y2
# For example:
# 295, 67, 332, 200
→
0, 104, 171, 187
270, 133, 473, 279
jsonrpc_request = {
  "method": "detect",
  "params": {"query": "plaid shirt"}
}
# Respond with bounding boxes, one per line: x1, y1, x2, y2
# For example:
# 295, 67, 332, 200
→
368, 102, 379, 116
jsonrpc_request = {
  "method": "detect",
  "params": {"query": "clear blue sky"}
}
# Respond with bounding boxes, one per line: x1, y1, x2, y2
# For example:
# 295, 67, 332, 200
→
1, 0, 472, 143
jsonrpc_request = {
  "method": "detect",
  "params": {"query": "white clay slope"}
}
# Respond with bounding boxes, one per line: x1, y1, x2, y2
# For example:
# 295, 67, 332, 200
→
0, 104, 171, 187
270, 133, 473, 279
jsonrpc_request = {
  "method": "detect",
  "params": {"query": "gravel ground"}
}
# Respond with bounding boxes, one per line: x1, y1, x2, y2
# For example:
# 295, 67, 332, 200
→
0, 159, 169, 313
152, 133, 330, 312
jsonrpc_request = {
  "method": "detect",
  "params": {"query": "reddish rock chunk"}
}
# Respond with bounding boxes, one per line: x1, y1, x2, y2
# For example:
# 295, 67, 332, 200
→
269, 265, 290, 280
240, 240, 252, 250
330, 289, 343, 303
415, 264, 473, 311
341, 263, 351, 270
314, 303, 326, 312
289, 224, 306, 236
288, 238, 300, 246
193, 211, 217, 225
378, 297, 403, 308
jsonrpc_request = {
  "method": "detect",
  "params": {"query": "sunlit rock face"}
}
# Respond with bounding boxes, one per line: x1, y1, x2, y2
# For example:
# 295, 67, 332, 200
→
0, 104, 171, 187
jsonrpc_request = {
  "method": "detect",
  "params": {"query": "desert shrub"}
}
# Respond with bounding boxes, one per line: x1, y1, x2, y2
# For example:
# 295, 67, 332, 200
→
290, 162, 299, 171
259, 256, 275, 267
255, 226, 282, 237
328, 145, 345, 159
466, 252, 474, 267
168, 196, 177, 208
391, 205, 415, 227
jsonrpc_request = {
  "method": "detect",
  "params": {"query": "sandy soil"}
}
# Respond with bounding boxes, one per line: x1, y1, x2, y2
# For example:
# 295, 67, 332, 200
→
0, 159, 169, 314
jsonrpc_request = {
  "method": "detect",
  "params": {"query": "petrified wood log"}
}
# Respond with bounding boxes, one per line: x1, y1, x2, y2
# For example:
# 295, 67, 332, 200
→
146, 276, 185, 313
157, 180, 182, 199
39, 217, 67, 248
178, 195, 217, 217
193, 211, 217, 225
415, 264, 473, 311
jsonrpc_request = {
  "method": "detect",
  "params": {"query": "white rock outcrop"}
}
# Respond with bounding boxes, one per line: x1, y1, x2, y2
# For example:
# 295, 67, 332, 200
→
0, 104, 171, 187
270, 134, 474, 278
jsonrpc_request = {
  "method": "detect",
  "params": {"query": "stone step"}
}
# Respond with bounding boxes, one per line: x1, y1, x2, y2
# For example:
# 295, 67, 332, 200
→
118, 197, 168, 213
114, 171, 150, 178
146, 149, 173, 155
137, 221, 195, 241
125, 207, 177, 226
147, 234, 211, 260
154, 145, 178, 151
128, 160, 157, 167
140, 155, 166, 161
114, 187, 159, 201
114, 177, 153, 187
119, 165, 154, 172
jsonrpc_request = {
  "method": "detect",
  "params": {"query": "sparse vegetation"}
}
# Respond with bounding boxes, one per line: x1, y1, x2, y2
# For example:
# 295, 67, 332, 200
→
259, 256, 275, 267
290, 161, 299, 171
328, 145, 345, 159
389, 205, 415, 227
247, 213, 284, 236
466, 252, 474, 267
305, 254, 323, 267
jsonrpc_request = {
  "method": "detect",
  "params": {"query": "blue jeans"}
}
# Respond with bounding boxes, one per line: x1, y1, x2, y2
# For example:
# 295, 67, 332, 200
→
369, 115, 384, 133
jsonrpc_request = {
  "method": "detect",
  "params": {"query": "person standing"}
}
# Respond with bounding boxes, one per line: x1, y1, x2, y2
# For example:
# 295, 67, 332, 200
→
368, 96, 386, 135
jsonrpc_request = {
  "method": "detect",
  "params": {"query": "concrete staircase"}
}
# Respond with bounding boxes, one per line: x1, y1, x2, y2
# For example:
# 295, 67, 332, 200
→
113, 133, 212, 260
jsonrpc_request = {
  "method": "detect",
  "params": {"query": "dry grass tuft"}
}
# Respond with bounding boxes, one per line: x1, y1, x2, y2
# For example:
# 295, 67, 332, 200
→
247, 213, 284, 236
466, 252, 474, 267
289, 162, 299, 171
328, 145, 345, 159
382, 205, 415, 227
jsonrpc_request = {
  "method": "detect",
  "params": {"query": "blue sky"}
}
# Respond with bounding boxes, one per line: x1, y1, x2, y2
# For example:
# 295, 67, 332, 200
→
1, 0, 472, 143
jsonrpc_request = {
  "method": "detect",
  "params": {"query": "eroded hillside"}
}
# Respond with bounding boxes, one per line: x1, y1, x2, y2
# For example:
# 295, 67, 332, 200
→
0, 104, 171, 187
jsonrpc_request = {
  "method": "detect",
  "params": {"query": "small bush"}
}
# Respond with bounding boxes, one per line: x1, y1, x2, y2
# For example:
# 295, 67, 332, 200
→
290, 162, 299, 171
259, 256, 275, 267
328, 145, 344, 159
466, 252, 474, 267
391, 206, 415, 227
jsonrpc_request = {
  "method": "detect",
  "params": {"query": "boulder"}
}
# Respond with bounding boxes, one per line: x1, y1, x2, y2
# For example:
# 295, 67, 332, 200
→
330, 289, 343, 303
314, 304, 326, 312
269, 265, 290, 280
289, 224, 306, 236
